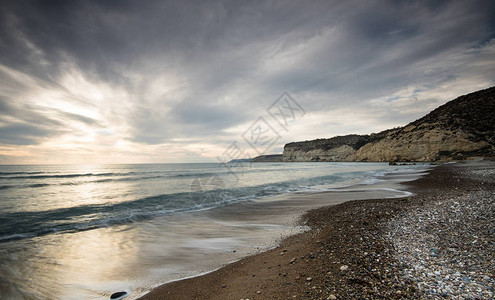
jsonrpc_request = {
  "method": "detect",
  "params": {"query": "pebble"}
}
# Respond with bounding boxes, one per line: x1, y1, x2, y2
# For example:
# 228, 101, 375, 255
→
340, 265, 349, 271
110, 292, 128, 299
328, 295, 337, 300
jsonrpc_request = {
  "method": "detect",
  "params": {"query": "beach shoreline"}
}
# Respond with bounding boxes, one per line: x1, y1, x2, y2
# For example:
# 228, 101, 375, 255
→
0, 162, 429, 299
140, 159, 494, 299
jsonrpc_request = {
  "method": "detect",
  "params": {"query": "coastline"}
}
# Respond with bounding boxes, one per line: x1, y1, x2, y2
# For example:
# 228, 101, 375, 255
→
0, 163, 428, 299
140, 159, 494, 299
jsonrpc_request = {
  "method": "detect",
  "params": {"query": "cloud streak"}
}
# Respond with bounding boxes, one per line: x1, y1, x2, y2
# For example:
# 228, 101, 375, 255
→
0, 0, 494, 163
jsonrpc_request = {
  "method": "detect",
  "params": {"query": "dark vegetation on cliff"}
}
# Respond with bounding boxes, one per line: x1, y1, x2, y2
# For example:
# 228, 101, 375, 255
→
284, 130, 394, 152
251, 154, 283, 162
409, 87, 494, 146
381, 86, 495, 158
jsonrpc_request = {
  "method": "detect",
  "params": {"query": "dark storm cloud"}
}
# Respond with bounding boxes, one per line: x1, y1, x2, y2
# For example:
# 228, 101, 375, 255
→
0, 0, 494, 153
0, 123, 58, 145
263, 0, 495, 101
0, 96, 14, 114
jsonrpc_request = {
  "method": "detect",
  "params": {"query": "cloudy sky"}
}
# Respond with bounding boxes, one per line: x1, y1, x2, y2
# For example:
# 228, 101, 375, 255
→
0, 0, 494, 164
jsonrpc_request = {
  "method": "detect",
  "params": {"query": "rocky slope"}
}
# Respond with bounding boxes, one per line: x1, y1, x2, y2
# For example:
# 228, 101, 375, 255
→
284, 86, 495, 162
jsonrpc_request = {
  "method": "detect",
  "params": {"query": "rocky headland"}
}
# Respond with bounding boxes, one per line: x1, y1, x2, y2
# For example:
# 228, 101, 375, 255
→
282, 87, 495, 162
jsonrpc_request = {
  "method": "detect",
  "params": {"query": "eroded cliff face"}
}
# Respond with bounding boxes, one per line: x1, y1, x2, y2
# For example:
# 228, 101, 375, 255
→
282, 134, 387, 162
283, 144, 357, 162
352, 127, 491, 161
283, 87, 495, 162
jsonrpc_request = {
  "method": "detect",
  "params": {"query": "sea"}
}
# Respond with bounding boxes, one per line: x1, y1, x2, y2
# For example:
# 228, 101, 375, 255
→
0, 162, 430, 299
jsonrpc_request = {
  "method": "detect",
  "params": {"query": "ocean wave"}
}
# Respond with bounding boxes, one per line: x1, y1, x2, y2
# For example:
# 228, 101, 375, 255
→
0, 188, 258, 242
0, 165, 428, 243
0, 170, 220, 181
0, 171, 45, 175
0, 173, 348, 242
0, 172, 109, 180
0, 191, 224, 243
0, 183, 51, 190
0, 174, 216, 190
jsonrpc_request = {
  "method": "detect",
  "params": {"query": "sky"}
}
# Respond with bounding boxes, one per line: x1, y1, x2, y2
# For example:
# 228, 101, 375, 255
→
0, 0, 494, 164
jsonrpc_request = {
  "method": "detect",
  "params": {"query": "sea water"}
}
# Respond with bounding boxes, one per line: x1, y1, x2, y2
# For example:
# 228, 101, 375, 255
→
0, 162, 429, 299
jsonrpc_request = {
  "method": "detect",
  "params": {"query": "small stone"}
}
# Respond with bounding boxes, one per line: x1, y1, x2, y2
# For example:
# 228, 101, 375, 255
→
306, 277, 312, 281
222, 284, 227, 288
340, 265, 349, 271
256, 290, 261, 294
328, 295, 337, 300
110, 292, 128, 299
